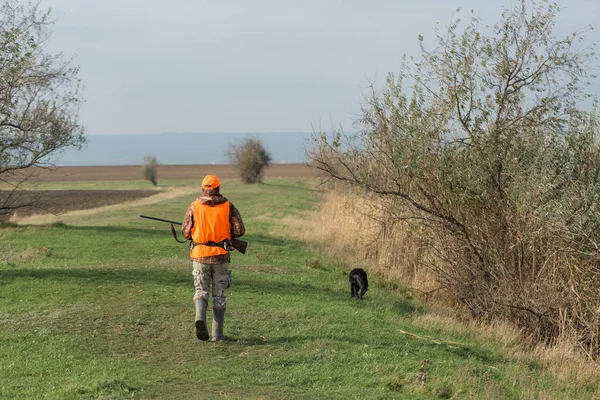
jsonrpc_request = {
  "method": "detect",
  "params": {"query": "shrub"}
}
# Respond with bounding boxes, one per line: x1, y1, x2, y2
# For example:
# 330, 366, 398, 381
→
311, 1, 600, 356
142, 155, 159, 186
227, 137, 272, 184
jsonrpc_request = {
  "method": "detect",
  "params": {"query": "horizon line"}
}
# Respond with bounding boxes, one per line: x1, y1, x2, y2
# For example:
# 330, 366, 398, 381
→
84, 131, 319, 136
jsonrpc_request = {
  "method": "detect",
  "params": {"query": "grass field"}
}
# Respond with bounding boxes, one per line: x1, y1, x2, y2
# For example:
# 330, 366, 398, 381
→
1, 178, 598, 399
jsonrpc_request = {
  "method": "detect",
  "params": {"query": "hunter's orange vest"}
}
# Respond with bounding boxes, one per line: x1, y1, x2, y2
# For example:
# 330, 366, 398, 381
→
190, 200, 231, 258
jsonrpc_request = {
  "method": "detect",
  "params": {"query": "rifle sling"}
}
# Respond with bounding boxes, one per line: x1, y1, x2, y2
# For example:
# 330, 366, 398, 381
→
169, 224, 187, 243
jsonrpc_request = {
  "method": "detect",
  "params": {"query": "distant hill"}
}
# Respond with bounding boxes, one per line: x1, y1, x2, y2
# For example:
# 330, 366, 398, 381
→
53, 132, 313, 166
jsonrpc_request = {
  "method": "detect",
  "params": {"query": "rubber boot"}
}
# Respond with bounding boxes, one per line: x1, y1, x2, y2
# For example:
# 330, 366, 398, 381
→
211, 308, 226, 342
194, 299, 209, 341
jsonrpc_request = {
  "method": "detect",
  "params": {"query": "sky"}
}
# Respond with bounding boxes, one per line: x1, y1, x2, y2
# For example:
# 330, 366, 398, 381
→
41, 0, 600, 135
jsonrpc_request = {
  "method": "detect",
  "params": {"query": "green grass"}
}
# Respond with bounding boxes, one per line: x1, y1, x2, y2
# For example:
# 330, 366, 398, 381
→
0, 179, 596, 399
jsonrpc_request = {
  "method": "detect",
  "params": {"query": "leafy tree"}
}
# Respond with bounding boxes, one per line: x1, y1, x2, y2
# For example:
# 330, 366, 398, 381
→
0, 0, 85, 216
226, 137, 272, 184
312, 1, 600, 354
142, 155, 159, 186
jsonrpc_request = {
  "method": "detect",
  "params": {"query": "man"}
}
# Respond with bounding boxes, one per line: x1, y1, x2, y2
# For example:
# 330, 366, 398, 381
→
182, 174, 245, 341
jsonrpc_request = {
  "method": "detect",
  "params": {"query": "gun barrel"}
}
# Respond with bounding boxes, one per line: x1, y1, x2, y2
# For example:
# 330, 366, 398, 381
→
140, 215, 182, 226
140, 215, 247, 254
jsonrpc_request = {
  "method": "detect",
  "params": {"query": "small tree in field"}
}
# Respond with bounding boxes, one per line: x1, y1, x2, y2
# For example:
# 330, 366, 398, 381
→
227, 137, 272, 184
312, 0, 600, 355
142, 155, 159, 186
0, 0, 85, 216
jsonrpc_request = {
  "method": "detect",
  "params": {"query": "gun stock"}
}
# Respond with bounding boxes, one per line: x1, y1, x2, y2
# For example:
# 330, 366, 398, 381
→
230, 238, 248, 255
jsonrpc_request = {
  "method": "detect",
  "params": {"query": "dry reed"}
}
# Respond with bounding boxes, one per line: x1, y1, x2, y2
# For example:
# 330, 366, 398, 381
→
291, 189, 600, 384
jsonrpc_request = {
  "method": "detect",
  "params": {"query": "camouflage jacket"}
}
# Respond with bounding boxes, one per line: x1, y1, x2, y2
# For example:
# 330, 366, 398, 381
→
181, 193, 245, 264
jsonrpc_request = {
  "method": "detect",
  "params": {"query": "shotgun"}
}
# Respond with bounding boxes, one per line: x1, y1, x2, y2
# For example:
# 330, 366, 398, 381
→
139, 215, 248, 254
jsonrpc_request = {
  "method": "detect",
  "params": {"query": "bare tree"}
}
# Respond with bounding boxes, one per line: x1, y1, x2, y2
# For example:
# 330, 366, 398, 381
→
226, 137, 272, 184
0, 0, 85, 217
312, 1, 600, 355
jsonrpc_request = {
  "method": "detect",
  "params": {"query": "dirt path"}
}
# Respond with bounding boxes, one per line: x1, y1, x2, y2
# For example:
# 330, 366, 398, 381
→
10, 187, 197, 225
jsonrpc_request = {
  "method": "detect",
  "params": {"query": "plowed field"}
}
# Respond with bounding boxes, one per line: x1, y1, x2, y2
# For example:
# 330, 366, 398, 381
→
1, 190, 158, 219
2, 164, 314, 220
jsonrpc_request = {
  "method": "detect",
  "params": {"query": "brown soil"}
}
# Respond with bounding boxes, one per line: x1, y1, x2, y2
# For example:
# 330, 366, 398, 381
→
30, 163, 313, 182
1, 190, 157, 219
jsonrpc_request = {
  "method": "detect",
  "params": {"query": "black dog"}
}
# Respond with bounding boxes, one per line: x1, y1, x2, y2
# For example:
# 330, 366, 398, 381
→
349, 268, 368, 299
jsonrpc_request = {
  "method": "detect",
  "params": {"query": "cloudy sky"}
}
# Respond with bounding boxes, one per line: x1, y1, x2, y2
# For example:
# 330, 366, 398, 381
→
43, 0, 600, 135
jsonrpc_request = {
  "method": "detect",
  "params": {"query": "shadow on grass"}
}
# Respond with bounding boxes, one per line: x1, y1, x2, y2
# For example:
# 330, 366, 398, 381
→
237, 335, 404, 347
237, 331, 505, 365
236, 334, 506, 365
9, 221, 310, 254
244, 233, 289, 247
236, 274, 413, 305
11, 223, 170, 237
263, 181, 319, 193
0, 265, 362, 301
238, 269, 414, 300
445, 344, 504, 364
0, 265, 417, 314
0, 266, 189, 286
389, 298, 420, 315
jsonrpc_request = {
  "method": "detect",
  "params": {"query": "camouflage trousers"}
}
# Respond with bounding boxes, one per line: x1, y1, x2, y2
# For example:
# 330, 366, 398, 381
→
192, 262, 231, 310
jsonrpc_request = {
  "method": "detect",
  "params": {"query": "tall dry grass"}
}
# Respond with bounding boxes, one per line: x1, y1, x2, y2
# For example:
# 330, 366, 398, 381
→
295, 190, 438, 294
293, 188, 600, 383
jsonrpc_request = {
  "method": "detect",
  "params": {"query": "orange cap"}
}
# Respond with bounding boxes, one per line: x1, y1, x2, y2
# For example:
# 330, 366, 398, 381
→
202, 174, 220, 189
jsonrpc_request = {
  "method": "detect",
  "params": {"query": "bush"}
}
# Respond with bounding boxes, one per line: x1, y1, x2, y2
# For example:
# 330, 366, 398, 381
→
311, 1, 600, 356
142, 155, 159, 186
227, 137, 272, 184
